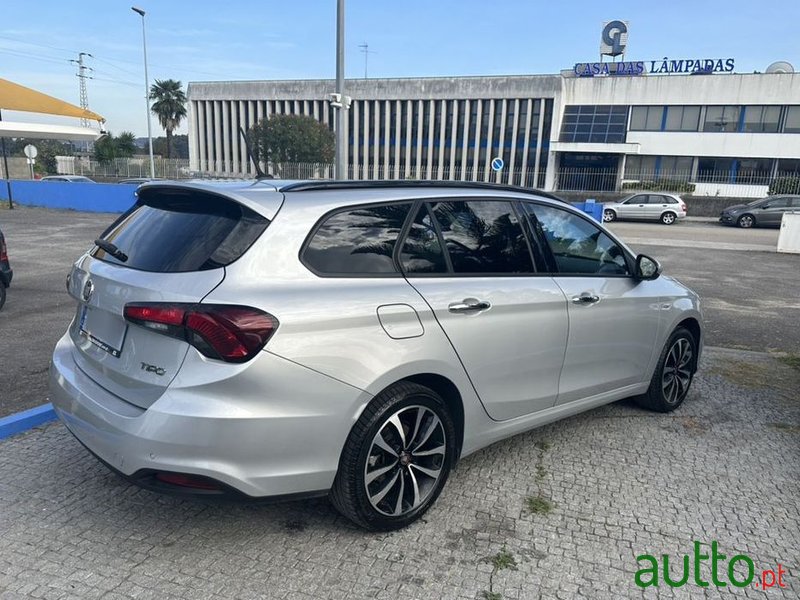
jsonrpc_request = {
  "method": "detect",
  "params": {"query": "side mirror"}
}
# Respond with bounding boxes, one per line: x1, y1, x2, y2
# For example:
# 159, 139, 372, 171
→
635, 254, 661, 281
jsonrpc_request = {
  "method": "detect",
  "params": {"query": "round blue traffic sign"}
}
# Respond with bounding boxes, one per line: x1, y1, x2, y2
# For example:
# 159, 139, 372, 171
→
491, 157, 504, 171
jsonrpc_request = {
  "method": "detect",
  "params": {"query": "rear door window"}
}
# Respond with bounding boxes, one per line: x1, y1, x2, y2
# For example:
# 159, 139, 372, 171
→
399, 204, 447, 274
303, 202, 413, 275
94, 188, 269, 273
428, 200, 534, 274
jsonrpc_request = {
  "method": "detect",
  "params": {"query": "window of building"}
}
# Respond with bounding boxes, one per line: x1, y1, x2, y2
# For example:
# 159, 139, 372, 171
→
624, 156, 692, 179
742, 106, 781, 133
735, 158, 773, 184
302, 203, 413, 275
697, 157, 734, 182
559, 105, 628, 143
428, 200, 533, 274
703, 106, 741, 132
660, 156, 694, 177
784, 106, 800, 133
629, 106, 663, 131
523, 204, 629, 276
664, 106, 700, 131
777, 158, 800, 176
624, 155, 657, 178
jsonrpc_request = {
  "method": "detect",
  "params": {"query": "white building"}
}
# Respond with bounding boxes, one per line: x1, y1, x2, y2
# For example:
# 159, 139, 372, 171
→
187, 71, 800, 197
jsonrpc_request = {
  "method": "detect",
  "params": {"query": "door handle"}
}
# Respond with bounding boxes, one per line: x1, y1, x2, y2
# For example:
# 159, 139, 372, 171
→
448, 298, 491, 313
571, 293, 600, 305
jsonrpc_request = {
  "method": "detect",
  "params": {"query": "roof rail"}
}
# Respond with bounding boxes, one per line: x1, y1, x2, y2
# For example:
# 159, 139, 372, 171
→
277, 179, 566, 202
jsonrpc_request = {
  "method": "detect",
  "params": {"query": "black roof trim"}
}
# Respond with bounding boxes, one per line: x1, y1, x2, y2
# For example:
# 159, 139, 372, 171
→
278, 180, 567, 202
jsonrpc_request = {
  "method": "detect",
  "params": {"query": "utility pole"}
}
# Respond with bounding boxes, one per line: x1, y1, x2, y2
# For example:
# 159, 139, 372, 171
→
334, 0, 347, 180
132, 6, 156, 179
70, 52, 94, 127
358, 43, 376, 79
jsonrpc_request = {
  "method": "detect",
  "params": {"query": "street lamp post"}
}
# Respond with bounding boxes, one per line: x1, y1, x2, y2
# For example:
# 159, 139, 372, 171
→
132, 6, 155, 179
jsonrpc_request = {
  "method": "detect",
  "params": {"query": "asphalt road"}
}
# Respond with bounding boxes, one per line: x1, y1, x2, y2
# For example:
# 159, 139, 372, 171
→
0, 206, 797, 417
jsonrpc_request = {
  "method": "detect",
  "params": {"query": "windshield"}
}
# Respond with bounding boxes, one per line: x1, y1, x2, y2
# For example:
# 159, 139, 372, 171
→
746, 198, 767, 206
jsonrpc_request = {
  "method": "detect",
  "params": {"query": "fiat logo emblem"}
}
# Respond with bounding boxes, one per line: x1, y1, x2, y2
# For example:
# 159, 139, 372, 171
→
82, 279, 94, 303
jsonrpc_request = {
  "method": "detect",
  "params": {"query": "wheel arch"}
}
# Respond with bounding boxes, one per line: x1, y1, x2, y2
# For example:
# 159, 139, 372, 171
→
675, 317, 702, 373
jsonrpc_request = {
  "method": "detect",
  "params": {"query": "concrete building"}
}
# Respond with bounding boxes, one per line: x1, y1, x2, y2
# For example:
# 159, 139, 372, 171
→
187, 71, 800, 196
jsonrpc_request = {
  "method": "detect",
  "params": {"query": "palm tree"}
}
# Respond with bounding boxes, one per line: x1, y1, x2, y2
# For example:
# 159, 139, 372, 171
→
149, 79, 187, 159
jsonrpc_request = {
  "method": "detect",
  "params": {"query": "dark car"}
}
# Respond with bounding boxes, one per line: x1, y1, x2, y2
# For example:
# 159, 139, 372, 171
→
0, 226, 12, 310
719, 195, 800, 228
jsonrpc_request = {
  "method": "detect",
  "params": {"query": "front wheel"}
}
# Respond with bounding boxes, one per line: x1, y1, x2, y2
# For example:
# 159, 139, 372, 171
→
660, 211, 677, 225
636, 327, 697, 412
737, 214, 755, 228
330, 382, 456, 530
603, 209, 616, 223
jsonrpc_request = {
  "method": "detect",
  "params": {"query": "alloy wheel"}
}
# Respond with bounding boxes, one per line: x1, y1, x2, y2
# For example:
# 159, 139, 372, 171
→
661, 212, 676, 225
364, 405, 447, 517
662, 338, 693, 405
603, 210, 615, 222
738, 215, 754, 228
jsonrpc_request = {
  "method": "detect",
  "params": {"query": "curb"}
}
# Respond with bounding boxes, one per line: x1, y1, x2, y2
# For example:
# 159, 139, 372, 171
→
0, 403, 57, 441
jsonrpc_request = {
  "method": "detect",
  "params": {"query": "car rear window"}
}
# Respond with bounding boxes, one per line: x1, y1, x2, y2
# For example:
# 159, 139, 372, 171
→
302, 202, 413, 275
93, 188, 269, 272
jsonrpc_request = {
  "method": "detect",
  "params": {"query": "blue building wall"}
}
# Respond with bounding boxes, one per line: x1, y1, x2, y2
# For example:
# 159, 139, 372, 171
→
0, 180, 135, 213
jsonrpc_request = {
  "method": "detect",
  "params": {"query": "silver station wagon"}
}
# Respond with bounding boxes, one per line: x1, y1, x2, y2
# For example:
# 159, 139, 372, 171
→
50, 180, 703, 530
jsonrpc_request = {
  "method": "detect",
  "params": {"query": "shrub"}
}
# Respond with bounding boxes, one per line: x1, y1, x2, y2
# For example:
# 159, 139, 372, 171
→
621, 179, 696, 193
768, 177, 800, 195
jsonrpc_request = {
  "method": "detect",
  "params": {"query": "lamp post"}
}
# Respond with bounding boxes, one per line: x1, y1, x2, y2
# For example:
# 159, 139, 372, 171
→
132, 6, 155, 178
335, 0, 346, 180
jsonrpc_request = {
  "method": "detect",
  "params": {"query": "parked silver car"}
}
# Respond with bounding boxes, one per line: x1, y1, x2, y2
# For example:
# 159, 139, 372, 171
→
603, 193, 687, 225
50, 180, 703, 530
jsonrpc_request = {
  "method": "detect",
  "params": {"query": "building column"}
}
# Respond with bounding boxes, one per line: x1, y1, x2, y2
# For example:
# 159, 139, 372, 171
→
352, 101, 360, 180
230, 101, 240, 174
213, 101, 222, 173
394, 100, 402, 179
239, 101, 248, 173
471, 99, 482, 181
425, 100, 435, 179
383, 100, 391, 178
449, 100, 459, 180
373, 100, 380, 179
193, 100, 203, 172
544, 151, 558, 191
362, 100, 370, 179
533, 100, 546, 188
415, 100, 424, 176
507, 99, 520, 186
495, 99, 507, 183
404, 100, 413, 178
483, 99, 496, 182
437, 99, 447, 179
519, 99, 533, 187
461, 100, 471, 181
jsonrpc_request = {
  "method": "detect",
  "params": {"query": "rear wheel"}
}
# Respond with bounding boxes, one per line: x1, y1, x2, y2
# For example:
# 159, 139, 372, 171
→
737, 214, 755, 228
330, 382, 456, 531
636, 327, 696, 412
660, 211, 677, 225
603, 209, 616, 223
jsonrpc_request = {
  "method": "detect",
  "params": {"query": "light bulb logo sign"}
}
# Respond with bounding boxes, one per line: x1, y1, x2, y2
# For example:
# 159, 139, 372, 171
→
601, 20, 628, 57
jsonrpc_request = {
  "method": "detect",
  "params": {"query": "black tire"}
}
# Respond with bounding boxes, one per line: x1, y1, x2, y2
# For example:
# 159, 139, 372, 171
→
330, 381, 456, 531
737, 214, 755, 228
636, 327, 697, 413
660, 211, 677, 225
603, 209, 616, 223
0, 283, 6, 311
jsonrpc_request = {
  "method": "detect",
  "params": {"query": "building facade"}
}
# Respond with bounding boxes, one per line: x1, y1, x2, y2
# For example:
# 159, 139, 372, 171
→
188, 71, 800, 196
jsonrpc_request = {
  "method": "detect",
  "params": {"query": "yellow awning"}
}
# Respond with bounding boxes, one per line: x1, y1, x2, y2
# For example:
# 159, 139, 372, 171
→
0, 78, 105, 123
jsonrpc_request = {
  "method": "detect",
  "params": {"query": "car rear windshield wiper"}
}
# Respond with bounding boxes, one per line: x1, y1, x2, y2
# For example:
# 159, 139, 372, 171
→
94, 239, 128, 263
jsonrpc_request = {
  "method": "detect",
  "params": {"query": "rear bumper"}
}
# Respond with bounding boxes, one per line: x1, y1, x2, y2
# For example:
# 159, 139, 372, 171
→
0, 263, 11, 286
50, 332, 370, 498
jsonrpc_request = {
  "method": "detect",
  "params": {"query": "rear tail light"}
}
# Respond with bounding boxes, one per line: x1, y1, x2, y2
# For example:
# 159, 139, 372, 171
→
124, 303, 277, 363
0, 238, 7, 262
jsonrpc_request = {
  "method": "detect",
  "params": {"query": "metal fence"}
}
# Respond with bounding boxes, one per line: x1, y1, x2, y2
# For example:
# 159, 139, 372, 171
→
53, 157, 800, 198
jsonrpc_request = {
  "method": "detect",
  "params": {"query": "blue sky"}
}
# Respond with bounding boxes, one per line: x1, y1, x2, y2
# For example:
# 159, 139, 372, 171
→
2, 0, 799, 137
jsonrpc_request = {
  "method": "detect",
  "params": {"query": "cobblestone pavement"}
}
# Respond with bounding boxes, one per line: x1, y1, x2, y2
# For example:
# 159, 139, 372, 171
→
0, 348, 798, 600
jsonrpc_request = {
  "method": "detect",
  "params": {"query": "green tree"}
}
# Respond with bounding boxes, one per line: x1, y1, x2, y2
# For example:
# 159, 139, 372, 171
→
153, 134, 189, 159
10, 139, 72, 174
249, 114, 334, 175
94, 131, 136, 163
149, 79, 187, 159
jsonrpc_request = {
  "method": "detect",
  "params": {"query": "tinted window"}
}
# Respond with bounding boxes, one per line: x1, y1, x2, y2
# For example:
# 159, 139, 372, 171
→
525, 204, 629, 276
400, 204, 447, 274
764, 198, 789, 209
429, 200, 533, 274
303, 202, 412, 275
94, 189, 268, 273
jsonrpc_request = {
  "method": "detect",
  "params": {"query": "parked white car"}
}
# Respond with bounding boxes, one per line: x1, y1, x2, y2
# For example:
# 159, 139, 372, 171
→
603, 193, 687, 225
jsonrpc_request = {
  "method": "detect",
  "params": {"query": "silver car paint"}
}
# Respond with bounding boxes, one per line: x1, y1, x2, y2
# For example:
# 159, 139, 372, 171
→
605, 193, 687, 222
50, 181, 702, 498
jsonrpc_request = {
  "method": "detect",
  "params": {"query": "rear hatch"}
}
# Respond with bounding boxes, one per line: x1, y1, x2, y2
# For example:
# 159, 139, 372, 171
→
66, 186, 271, 409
